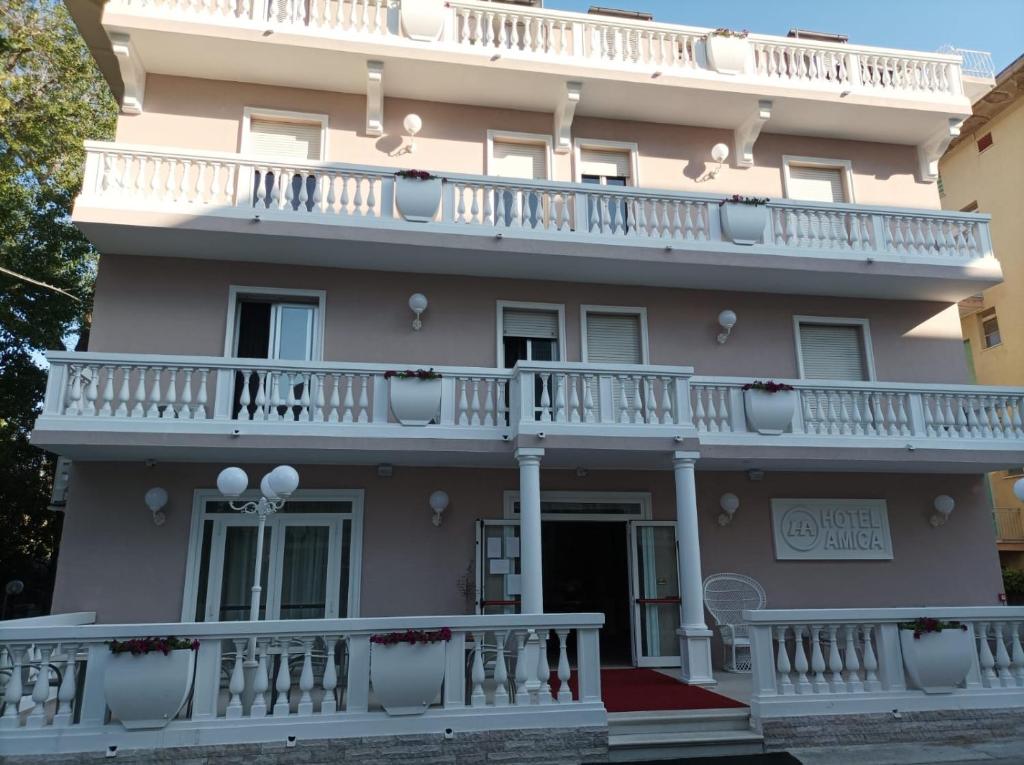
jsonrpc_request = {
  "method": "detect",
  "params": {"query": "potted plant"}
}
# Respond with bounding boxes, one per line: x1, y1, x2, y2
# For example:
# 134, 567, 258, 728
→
742, 380, 796, 434
704, 27, 751, 75
400, 0, 446, 42
370, 628, 452, 715
103, 636, 199, 730
719, 194, 770, 245
899, 618, 973, 694
394, 169, 442, 222
386, 368, 443, 425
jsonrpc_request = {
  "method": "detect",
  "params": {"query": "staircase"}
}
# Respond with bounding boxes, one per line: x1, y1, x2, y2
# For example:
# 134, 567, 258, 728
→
607, 708, 764, 762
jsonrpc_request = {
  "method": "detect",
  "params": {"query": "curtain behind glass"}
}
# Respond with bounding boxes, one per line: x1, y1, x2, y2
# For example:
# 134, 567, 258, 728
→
279, 525, 330, 619
220, 527, 272, 621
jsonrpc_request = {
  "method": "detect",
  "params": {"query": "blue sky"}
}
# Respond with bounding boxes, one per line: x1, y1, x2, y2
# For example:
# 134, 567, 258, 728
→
546, 0, 1023, 72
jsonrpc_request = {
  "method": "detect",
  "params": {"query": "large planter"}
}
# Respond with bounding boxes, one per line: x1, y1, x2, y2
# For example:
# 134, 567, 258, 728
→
395, 177, 442, 222
705, 35, 750, 75
103, 649, 196, 730
400, 0, 446, 42
743, 389, 796, 435
389, 376, 442, 425
899, 627, 974, 694
370, 641, 446, 715
720, 203, 768, 245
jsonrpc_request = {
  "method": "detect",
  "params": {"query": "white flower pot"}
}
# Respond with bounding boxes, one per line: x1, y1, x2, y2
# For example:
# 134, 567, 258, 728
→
720, 203, 768, 245
743, 389, 796, 435
400, 0, 446, 41
389, 376, 442, 425
103, 649, 196, 730
370, 641, 447, 715
900, 627, 974, 694
705, 35, 750, 75
395, 177, 442, 222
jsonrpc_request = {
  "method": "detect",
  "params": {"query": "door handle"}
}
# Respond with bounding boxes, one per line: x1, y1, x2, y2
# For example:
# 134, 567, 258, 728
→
634, 597, 681, 605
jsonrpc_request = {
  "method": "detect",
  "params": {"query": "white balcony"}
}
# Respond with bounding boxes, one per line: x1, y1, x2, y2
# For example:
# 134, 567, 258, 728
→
73, 142, 1002, 302
80, 0, 983, 150
33, 352, 1024, 472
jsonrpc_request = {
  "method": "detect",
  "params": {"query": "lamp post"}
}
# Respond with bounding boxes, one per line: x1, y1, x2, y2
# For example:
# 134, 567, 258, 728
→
215, 465, 300, 629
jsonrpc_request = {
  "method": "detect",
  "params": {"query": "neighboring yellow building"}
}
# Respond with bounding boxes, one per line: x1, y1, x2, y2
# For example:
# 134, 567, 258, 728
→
940, 54, 1024, 569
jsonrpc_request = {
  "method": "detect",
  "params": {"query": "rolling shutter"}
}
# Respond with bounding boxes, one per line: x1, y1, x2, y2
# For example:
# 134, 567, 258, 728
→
787, 165, 847, 203
585, 313, 643, 364
503, 309, 559, 339
579, 148, 631, 180
798, 323, 868, 380
248, 118, 323, 161
491, 140, 547, 179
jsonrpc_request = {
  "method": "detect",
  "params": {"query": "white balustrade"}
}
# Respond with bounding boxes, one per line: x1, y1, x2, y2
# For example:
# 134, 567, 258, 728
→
747, 608, 1024, 719
0, 614, 604, 754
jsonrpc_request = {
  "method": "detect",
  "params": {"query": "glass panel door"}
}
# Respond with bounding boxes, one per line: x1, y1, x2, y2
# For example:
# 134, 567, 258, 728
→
629, 521, 681, 666
214, 525, 273, 622
476, 520, 521, 615
277, 524, 331, 620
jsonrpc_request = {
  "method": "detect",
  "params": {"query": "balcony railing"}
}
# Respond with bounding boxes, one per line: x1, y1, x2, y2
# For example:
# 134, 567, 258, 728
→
0, 613, 604, 754
995, 508, 1024, 542
38, 352, 1024, 448
80, 142, 993, 265
746, 607, 1024, 718
105, 0, 970, 101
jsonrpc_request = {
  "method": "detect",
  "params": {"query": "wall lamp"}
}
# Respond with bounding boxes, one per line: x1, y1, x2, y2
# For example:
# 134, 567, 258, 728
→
144, 487, 168, 526
930, 495, 955, 528
429, 490, 450, 527
403, 113, 422, 153
1014, 478, 1024, 503
708, 142, 730, 179
717, 309, 737, 344
409, 293, 428, 330
718, 493, 740, 526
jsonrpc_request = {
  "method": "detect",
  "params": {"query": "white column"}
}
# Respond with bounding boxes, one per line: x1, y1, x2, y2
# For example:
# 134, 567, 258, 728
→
516, 447, 545, 614
673, 451, 715, 685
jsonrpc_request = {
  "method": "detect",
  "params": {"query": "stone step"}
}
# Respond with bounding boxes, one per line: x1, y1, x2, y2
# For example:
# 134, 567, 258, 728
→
608, 729, 766, 762
609, 707, 753, 735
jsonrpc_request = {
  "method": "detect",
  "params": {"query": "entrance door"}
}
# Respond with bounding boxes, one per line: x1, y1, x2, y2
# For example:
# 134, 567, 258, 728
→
629, 521, 681, 667
476, 520, 522, 615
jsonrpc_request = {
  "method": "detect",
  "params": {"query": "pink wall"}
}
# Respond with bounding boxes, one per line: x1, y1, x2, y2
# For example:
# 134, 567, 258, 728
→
52, 462, 1003, 626
88, 255, 971, 384
114, 75, 940, 210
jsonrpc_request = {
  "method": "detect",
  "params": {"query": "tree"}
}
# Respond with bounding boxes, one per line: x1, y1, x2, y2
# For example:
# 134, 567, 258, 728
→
0, 0, 116, 617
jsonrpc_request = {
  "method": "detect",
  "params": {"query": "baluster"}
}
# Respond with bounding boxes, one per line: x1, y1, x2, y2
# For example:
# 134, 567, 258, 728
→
775, 626, 794, 695
644, 377, 657, 424
321, 636, 338, 713
556, 629, 572, 702
298, 638, 315, 715
26, 645, 52, 728
493, 630, 510, 706
859, 625, 880, 691
64, 364, 83, 416
483, 378, 496, 426
226, 638, 247, 718
1009, 623, 1024, 687
82, 365, 99, 416
273, 639, 291, 715
660, 376, 674, 424
792, 626, 812, 693
130, 366, 147, 417
582, 375, 596, 423
694, 386, 707, 432
251, 639, 270, 717
53, 644, 79, 726
706, 386, 719, 433
976, 622, 998, 686
993, 623, 1014, 688
514, 630, 530, 706
341, 373, 355, 422
809, 626, 827, 693
631, 375, 644, 423
535, 629, 552, 704
827, 624, 844, 691
471, 632, 486, 706
539, 373, 552, 422
146, 366, 162, 417
1, 645, 25, 728
568, 374, 581, 423
843, 625, 863, 692
357, 373, 370, 423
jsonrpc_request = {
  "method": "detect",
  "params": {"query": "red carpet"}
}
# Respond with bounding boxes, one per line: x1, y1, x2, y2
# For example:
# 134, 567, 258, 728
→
553, 668, 747, 713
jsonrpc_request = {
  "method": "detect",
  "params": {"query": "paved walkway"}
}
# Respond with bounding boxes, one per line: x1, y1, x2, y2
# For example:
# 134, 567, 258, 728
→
790, 740, 1024, 764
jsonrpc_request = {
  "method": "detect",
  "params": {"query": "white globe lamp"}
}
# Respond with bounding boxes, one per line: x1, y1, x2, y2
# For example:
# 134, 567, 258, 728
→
711, 142, 730, 164
1014, 478, 1024, 503
930, 495, 955, 527
718, 492, 740, 526
217, 467, 249, 498
409, 293, 429, 331
403, 113, 422, 152
269, 465, 300, 498
429, 490, 450, 527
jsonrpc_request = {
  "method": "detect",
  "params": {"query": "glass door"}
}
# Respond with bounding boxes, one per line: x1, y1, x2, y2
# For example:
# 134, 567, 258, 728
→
628, 521, 681, 667
476, 520, 522, 615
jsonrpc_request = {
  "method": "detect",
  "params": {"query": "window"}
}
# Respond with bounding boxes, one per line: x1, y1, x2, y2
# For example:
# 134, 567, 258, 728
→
582, 307, 648, 365
782, 157, 853, 203
487, 131, 552, 228
498, 302, 563, 368
489, 139, 549, 180
795, 317, 874, 381
242, 108, 327, 161
578, 147, 632, 186
977, 132, 994, 153
980, 308, 1001, 349
185, 492, 363, 622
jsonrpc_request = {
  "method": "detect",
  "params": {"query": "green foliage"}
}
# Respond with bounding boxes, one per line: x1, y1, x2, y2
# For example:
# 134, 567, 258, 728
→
1004, 567, 1024, 597
0, 0, 116, 616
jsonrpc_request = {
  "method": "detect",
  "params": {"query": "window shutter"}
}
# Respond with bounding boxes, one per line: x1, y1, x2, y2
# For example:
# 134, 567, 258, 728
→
799, 323, 868, 380
503, 309, 559, 339
248, 118, 323, 161
787, 165, 847, 203
491, 140, 547, 179
585, 313, 643, 364
579, 148, 631, 179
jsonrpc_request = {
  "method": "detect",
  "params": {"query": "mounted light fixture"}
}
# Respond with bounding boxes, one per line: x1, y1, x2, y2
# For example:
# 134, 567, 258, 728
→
429, 490, 450, 527
1014, 478, 1024, 503
708, 142, 730, 179
403, 113, 422, 153
408, 293, 428, 330
930, 494, 955, 527
718, 493, 740, 526
144, 487, 168, 526
717, 309, 737, 344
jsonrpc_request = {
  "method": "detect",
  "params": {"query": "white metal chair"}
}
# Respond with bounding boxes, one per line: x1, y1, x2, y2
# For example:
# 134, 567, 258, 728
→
703, 573, 767, 673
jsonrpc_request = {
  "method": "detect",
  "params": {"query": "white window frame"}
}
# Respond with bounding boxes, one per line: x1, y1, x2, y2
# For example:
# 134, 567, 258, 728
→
580, 305, 650, 365
781, 156, 856, 204
573, 138, 640, 185
181, 489, 365, 622
792, 315, 877, 381
496, 300, 566, 367
486, 130, 554, 179
241, 107, 329, 160
224, 285, 327, 360
502, 490, 653, 521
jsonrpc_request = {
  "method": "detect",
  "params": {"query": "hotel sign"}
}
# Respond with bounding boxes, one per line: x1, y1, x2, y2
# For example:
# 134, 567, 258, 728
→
771, 499, 893, 560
